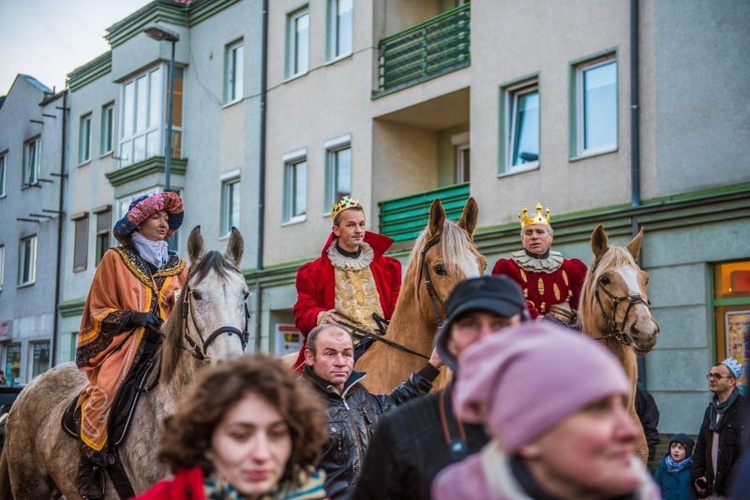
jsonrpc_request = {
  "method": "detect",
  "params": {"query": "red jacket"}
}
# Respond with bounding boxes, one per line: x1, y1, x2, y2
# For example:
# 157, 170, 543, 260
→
492, 256, 586, 319
133, 467, 204, 499
292, 231, 401, 371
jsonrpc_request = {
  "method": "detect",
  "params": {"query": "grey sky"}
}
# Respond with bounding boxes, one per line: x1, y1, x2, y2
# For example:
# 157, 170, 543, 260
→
1, 0, 152, 95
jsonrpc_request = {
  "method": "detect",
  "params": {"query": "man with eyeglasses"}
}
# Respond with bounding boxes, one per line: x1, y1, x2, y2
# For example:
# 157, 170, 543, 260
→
691, 358, 745, 498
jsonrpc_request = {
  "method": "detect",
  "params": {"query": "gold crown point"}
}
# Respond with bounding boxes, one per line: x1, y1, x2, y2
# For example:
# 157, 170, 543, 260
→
519, 202, 551, 228
331, 196, 362, 220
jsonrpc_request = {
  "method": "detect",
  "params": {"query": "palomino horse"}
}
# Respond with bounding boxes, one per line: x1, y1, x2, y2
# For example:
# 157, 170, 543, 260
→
578, 225, 660, 463
0, 226, 249, 499
356, 197, 486, 393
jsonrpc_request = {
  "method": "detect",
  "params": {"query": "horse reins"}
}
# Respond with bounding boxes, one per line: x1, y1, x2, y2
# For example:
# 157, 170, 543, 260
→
420, 237, 445, 330
181, 266, 250, 361
334, 317, 430, 360
590, 259, 648, 347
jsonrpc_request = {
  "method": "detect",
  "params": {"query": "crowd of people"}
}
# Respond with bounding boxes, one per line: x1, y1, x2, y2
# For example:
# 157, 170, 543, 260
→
68, 192, 746, 499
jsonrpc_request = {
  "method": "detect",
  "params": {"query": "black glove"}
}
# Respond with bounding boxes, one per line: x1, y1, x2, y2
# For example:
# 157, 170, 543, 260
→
128, 311, 163, 329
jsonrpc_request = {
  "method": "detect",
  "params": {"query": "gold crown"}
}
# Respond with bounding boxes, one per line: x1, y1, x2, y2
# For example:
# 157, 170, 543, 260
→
519, 203, 551, 228
331, 196, 362, 220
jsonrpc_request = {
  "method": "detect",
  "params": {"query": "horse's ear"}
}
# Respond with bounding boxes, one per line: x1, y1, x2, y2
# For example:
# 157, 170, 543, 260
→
427, 198, 446, 239
591, 225, 609, 259
224, 227, 244, 267
458, 197, 478, 237
187, 225, 205, 265
626, 227, 645, 260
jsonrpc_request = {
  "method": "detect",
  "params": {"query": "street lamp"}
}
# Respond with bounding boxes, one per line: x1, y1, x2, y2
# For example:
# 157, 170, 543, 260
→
144, 26, 180, 192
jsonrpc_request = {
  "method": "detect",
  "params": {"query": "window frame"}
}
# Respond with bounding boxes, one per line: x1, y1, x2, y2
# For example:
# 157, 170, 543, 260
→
498, 75, 540, 175
283, 149, 308, 225
452, 132, 471, 183
570, 52, 618, 159
0, 244, 5, 291
286, 7, 310, 79
78, 112, 92, 165
327, 0, 353, 62
30, 341, 50, 378
4, 343, 21, 386
72, 213, 90, 272
17, 235, 37, 287
220, 174, 241, 237
324, 135, 352, 211
23, 136, 41, 187
0, 151, 7, 197
225, 40, 245, 104
94, 208, 112, 265
101, 102, 115, 156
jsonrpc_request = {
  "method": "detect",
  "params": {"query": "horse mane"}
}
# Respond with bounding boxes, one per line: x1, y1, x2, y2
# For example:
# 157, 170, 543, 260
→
160, 251, 237, 382
579, 246, 636, 335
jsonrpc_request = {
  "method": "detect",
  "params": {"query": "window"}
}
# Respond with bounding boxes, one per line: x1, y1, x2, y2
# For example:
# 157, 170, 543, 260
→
0, 245, 5, 291
78, 113, 92, 164
73, 214, 89, 272
0, 152, 6, 197
452, 132, 470, 183
225, 41, 244, 104
18, 236, 37, 286
325, 136, 352, 209
287, 8, 310, 78
95, 209, 112, 265
220, 177, 241, 236
499, 78, 539, 173
101, 103, 114, 155
23, 137, 41, 186
574, 56, 617, 156
119, 66, 184, 168
4, 344, 21, 386
30, 341, 50, 377
713, 261, 750, 380
283, 150, 307, 223
327, 0, 353, 60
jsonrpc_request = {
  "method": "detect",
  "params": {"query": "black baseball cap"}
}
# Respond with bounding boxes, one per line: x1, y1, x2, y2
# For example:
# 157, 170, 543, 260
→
436, 276, 527, 371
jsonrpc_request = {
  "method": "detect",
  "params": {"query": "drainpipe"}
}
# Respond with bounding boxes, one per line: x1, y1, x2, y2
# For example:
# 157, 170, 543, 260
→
51, 90, 68, 367
254, 0, 269, 352
630, 0, 647, 387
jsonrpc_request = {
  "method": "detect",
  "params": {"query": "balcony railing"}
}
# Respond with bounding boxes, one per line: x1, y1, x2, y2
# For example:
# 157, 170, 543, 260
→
378, 183, 470, 242
376, 4, 471, 96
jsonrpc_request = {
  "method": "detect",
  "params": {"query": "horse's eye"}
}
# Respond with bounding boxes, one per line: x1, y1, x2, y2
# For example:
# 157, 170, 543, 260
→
191, 290, 203, 300
434, 265, 447, 276
598, 276, 611, 285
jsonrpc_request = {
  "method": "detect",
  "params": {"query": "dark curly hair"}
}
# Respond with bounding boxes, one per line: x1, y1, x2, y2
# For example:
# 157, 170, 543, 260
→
158, 354, 328, 484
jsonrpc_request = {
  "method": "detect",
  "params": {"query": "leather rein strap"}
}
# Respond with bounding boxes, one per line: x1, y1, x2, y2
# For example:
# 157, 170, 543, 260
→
420, 237, 444, 330
590, 259, 648, 347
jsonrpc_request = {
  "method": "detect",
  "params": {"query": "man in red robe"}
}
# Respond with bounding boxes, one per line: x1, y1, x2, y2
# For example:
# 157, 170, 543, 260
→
291, 197, 401, 372
491, 203, 586, 325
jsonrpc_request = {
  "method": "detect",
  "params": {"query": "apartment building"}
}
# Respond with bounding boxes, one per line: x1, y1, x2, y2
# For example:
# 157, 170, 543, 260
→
0, 0, 747, 434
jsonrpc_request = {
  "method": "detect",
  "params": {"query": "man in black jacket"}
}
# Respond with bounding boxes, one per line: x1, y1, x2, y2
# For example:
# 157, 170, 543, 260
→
353, 276, 527, 500
302, 324, 441, 499
635, 385, 660, 471
692, 358, 745, 498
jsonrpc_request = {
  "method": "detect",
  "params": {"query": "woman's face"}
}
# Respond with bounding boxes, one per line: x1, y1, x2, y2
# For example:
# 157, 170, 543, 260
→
137, 210, 169, 241
209, 392, 293, 497
520, 394, 641, 498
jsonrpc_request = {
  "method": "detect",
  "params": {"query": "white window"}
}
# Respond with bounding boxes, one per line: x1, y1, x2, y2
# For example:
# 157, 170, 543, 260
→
225, 41, 244, 104
73, 214, 89, 272
452, 132, 470, 183
506, 82, 539, 170
283, 150, 307, 224
95, 209, 112, 265
327, 0, 353, 61
287, 8, 310, 78
101, 103, 114, 155
18, 235, 37, 286
221, 177, 241, 236
0, 153, 6, 197
119, 66, 184, 168
23, 137, 41, 187
325, 136, 352, 209
0, 245, 5, 291
575, 56, 617, 156
79, 113, 92, 164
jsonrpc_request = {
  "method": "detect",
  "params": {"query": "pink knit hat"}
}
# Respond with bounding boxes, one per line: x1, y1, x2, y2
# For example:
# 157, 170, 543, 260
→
454, 322, 630, 454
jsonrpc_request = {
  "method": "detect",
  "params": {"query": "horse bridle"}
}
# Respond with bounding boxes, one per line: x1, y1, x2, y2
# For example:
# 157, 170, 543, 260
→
181, 266, 250, 361
591, 260, 649, 347
420, 237, 445, 330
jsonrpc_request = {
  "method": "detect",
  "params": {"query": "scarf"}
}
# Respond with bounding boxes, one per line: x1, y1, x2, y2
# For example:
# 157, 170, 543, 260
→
131, 231, 169, 269
708, 388, 739, 431
664, 455, 692, 473
203, 466, 326, 500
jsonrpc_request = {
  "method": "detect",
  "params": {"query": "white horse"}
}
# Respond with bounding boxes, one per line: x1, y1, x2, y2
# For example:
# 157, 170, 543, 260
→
0, 226, 249, 498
